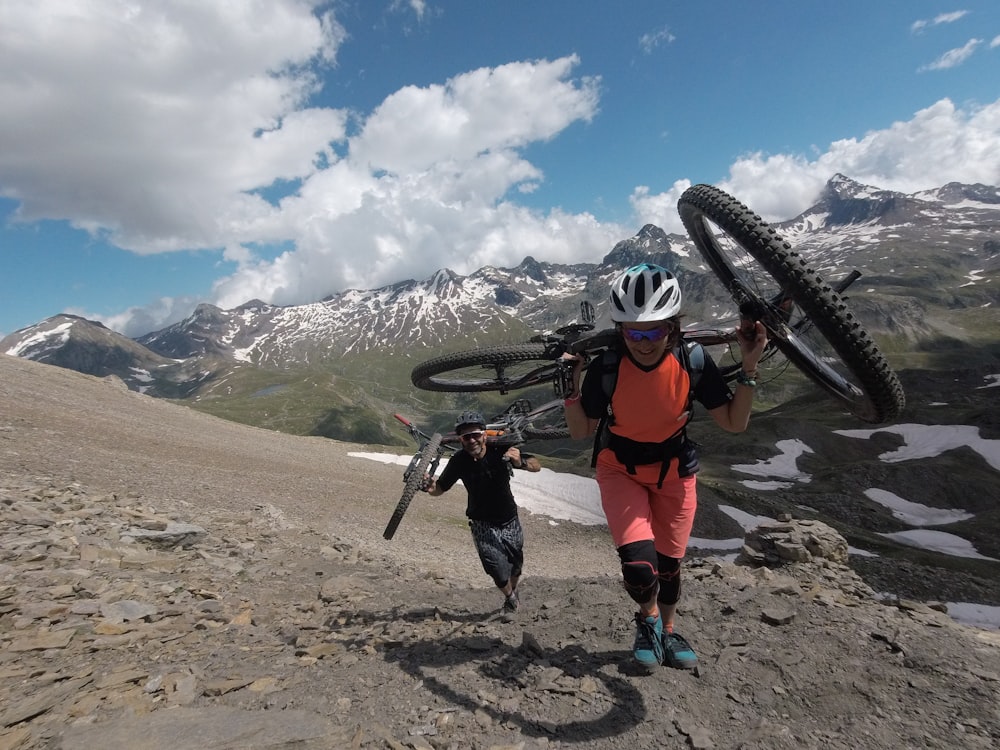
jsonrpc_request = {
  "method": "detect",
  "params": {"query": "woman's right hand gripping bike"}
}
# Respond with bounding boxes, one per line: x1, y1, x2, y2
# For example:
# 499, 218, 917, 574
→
409, 184, 906, 424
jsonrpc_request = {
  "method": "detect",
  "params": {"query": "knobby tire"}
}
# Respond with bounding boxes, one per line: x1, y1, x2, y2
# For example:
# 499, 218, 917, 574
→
410, 329, 619, 395
410, 344, 554, 392
678, 184, 905, 423
523, 425, 571, 440
383, 433, 443, 540
518, 399, 572, 440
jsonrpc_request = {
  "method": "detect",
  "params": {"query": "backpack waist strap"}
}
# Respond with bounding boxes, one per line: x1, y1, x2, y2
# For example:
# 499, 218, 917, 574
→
606, 429, 687, 488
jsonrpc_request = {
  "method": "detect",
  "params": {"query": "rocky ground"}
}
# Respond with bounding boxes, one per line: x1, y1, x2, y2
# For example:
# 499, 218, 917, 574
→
2, 353, 1000, 750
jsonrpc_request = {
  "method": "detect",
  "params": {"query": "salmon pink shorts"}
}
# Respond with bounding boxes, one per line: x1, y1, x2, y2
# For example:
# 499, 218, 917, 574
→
595, 460, 697, 559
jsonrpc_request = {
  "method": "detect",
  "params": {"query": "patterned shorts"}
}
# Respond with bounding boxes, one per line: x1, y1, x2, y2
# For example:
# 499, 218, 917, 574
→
469, 516, 524, 588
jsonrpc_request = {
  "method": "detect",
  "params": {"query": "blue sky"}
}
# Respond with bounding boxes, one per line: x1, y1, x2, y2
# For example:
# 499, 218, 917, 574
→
2, 1, 999, 338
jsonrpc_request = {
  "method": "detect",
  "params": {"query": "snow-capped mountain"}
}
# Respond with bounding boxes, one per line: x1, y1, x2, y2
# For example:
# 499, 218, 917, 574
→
1, 314, 216, 399
781, 174, 1000, 286
133, 223, 696, 369
2, 175, 998, 441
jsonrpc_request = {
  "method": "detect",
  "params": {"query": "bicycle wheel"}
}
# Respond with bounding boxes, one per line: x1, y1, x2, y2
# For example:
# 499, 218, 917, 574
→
383, 433, 442, 540
411, 345, 556, 393
520, 398, 571, 440
678, 184, 905, 424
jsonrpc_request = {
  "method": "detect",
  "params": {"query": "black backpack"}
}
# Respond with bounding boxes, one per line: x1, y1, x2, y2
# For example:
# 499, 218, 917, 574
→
589, 338, 706, 485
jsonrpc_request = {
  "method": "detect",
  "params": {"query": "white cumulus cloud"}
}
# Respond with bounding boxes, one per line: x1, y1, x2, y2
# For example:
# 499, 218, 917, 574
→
3, 1, 1000, 337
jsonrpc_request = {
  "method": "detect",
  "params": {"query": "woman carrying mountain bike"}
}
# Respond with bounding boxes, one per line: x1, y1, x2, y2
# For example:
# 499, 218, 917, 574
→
562, 263, 767, 671
424, 410, 541, 614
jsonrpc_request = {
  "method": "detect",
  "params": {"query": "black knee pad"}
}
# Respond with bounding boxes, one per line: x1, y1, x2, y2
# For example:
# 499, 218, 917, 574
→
618, 540, 658, 604
656, 553, 682, 606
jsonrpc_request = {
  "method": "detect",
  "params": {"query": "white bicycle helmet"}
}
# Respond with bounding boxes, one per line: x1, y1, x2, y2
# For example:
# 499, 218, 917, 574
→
608, 263, 682, 322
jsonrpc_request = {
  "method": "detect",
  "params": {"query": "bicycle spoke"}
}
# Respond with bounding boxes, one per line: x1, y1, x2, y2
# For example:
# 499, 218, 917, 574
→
678, 184, 904, 423
705, 218, 872, 395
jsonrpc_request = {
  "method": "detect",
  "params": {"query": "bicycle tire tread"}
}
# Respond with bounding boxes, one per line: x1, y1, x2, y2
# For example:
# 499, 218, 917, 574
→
383, 433, 443, 540
410, 345, 553, 392
678, 184, 905, 423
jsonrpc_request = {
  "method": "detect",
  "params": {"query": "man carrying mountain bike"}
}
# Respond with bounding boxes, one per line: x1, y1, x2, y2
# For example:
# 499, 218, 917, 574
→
562, 263, 767, 671
424, 410, 541, 614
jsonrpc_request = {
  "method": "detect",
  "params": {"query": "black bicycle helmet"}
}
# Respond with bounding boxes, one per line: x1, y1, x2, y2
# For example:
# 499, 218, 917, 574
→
455, 410, 486, 432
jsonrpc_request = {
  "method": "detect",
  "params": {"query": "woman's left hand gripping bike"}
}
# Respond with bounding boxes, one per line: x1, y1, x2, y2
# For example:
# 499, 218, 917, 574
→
382, 398, 565, 540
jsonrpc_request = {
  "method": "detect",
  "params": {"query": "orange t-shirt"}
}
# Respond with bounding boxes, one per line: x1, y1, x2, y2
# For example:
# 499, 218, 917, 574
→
608, 354, 692, 443
581, 345, 732, 482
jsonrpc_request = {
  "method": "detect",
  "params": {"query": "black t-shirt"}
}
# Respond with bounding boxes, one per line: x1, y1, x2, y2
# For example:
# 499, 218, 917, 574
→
436, 445, 518, 525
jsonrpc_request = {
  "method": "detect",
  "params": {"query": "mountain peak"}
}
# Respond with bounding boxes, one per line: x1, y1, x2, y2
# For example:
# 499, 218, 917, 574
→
814, 175, 908, 225
601, 224, 682, 273
235, 299, 271, 312
518, 255, 548, 284
636, 223, 669, 242
1, 313, 176, 385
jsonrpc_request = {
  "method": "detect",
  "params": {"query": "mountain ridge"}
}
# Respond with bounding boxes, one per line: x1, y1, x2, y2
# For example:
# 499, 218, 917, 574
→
2, 176, 998, 608
2, 174, 998, 440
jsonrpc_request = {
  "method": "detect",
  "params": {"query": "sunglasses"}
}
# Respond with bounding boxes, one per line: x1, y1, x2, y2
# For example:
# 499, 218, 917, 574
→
460, 431, 485, 441
620, 324, 675, 343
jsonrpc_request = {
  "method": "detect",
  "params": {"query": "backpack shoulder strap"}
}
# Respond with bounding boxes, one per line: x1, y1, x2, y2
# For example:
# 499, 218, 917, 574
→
598, 347, 620, 406
681, 338, 704, 391
590, 347, 620, 468
675, 337, 705, 416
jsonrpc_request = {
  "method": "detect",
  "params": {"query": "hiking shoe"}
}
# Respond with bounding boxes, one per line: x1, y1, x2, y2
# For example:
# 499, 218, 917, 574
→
663, 630, 698, 670
502, 592, 519, 613
632, 612, 664, 669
